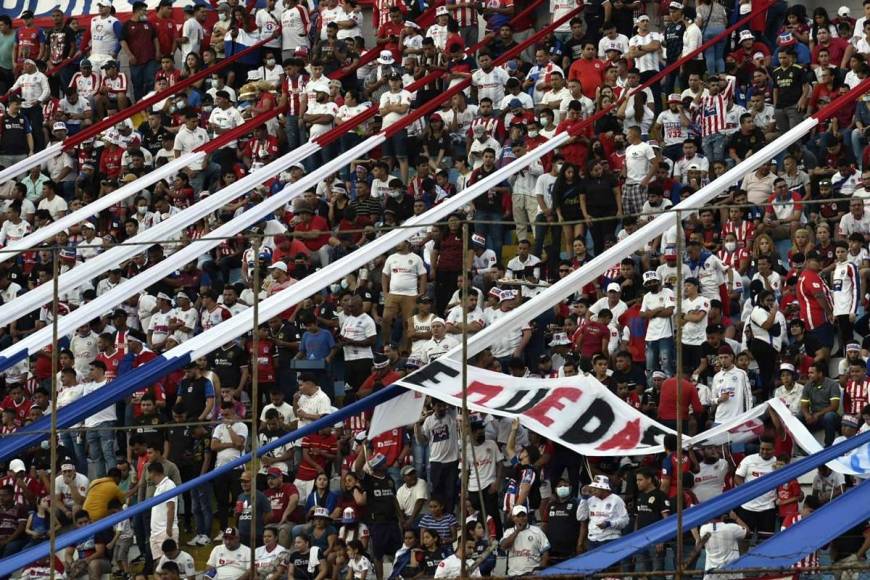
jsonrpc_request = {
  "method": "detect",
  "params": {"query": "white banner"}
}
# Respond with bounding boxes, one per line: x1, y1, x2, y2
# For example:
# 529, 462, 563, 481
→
370, 361, 868, 471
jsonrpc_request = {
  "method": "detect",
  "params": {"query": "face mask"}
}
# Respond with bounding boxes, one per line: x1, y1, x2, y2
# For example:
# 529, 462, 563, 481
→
724, 241, 736, 252
330, 283, 341, 293
137, 206, 147, 215
203, 105, 214, 113
266, 58, 276, 66
556, 486, 570, 499
176, 99, 187, 109
528, 130, 539, 138
388, 188, 403, 199
219, 13, 228, 20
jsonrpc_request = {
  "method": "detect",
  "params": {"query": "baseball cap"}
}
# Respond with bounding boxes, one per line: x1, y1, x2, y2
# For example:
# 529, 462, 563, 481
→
642, 271, 660, 284
52, 122, 68, 132
435, 6, 448, 16
269, 261, 288, 272
511, 505, 528, 515
266, 467, 283, 478
739, 29, 754, 42
667, 93, 682, 104
717, 344, 734, 356
61, 463, 75, 472
669, 1, 683, 9
400, 465, 416, 476
341, 507, 357, 523
635, 14, 650, 23
223, 527, 239, 538
839, 6, 851, 17
606, 282, 621, 293
8, 459, 25, 473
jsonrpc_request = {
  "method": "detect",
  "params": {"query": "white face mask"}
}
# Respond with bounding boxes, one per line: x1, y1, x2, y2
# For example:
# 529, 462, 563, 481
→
528, 130, 539, 138
136, 206, 147, 215
724, 241, 736, 252
219, 13, 228, 21
266, 58, 276, 66
556, 486, 570, 499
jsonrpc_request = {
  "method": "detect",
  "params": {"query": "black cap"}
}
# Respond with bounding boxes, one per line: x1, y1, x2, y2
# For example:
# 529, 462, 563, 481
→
805, 250, 822, 261
132, 1, 148, 10
158, 0, 174, 5
21, 10, 34, 18
388, 72, 402, 81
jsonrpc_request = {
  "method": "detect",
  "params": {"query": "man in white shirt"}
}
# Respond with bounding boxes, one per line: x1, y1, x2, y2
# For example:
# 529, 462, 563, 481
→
396, 465, 430, 522
711, 344, 753, 424
733, 437, 777, 543
81, 360, 117, 478
173, 110, 220, 192
148, 461, 178, 560
211, 403, 248, 535
699, 512, 749, 577
693, 446, 729, 503
9, 59, 50, 150
426, 7, 450, 50
381, 241, 427, 347
640, 271, 675, 383
420, 318, 459, 363
629, 15, 663, 106
54, 463, 89, 523
624, 125, 660, 216
156, 539, 196, 579
180, 4, 205, 56
500, 505, 550, 576
472, 51, 509, 105
379, 72, 413, 182
679, 277, 710, 375
339, 296, 377, 391
435, 537, 482, 578
293, 374, 332, 428
579, 475, 630, 548
206, 527, 250, 580
207, 90, 245, 167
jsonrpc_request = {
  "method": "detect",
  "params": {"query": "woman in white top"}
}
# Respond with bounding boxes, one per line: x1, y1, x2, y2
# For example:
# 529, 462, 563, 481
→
747, 290, 782, 395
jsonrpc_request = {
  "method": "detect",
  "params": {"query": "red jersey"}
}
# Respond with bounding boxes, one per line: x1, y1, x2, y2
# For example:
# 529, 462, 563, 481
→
247, 338, 277, 383
150, 16, 178, 58
15, 27, 44, 64
797, 269, 831, 330
371, 428, 408, 467
293, 215, 331, 251
572, 319, 609, 358
776, 479, 801, 519
661, 452, 691, 498
844, 379, 870, 415
720, 220, 755, 249
0, 475, 46, 507
376, 22, 404, 59
555, 118, 590, 168
567, 58, 606, 98
99, 145, 123, 179
1, 396, 31, 427
717, 248, 750, 271
297, 433, 338, 481
155, 68, 181, 87
96, 348, 124, 381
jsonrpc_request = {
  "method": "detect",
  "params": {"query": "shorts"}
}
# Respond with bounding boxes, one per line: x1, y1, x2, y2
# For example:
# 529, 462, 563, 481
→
369, 521, 402, 560
735, 507, 776, 536
383, 293, 418, 322
808, 322, 835, 350
113, 535, 133, 565
382, 129, 408, 159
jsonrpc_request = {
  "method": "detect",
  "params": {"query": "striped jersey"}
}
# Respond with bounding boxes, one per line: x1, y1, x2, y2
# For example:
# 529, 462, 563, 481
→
844, 379, 869, 415
831, 260, 860, 316
282, 74, 307, 116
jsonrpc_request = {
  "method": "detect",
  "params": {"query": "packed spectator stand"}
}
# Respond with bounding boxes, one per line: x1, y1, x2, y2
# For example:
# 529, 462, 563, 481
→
0, 0, 867, 578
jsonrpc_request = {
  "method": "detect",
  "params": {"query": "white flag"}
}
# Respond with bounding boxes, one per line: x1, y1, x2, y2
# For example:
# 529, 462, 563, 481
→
368, 389, 426, 438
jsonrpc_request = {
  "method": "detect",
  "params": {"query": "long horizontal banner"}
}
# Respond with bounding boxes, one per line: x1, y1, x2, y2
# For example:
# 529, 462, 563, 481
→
370, 360, 869, 472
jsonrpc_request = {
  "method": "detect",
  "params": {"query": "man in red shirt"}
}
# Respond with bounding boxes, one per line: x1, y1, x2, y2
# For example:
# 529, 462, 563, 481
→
811, 28, 849, 68
567, 40, 605, 99
292, 203, 334, 267
358, 354, 402, 397
797, 251, 834, 358
120, 1, 159, 101
96, 333, 125, 381
264, 468, 300, 547
573, 308, 610, 367
555, 100, 590, 168
0, 385, 31, 428
657, 376, 704, 434
375, 6, 404, 60
151, 0, 179, 59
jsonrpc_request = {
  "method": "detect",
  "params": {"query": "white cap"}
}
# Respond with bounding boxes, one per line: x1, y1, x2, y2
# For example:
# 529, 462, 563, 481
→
606, 282, 621, 293
739, 29, 754, 42
52, 122, 68, 132
8, 459, 25, 473
635, 14, 650, 23
780, 363, 796, 374
431, 317, 446, 326
753, 51, 765, 60
436, 6, 449, 16
839, 6, 850, 17
511, 505, 528, 515
589, 475, 611, 491
687, 162, 701, 170
642, 271, 661, 284
156, 292, 172, 301
377, 50, 395, 65
404, 20, 420, 29
269, 261, 288, 272
61, 463, 75, 471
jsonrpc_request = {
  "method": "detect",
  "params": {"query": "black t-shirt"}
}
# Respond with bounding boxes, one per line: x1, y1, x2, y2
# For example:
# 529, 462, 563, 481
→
362, 473, 398, 523
635, 489, 670, 529
581, 175, 619, 216
209, 345, 246, 389
699, 341, 721, 383
546, 498, 582, 554
288, 550, 319, 580
772, 65, 808, 108
564, 37, 585, 63
727, 129, 766, 160
132, 413, 165, 450
470, 166, 506, 213
177, 377, 211, 421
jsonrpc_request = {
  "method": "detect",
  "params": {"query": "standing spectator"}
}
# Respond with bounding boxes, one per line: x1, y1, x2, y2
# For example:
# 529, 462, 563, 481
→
81, 360, 117, 478
339, 296, 377, 393
632, 468, 670, 573
623, 126, 659, 216
381, 241, 427, 348
797, 251, 834, 361
211, 402, 248, 537
0, 484, 26, 557
711, 345, 753, 425
353, 453, 402, 580
733, 436, 777, 544
415, 401, 460, 513
7, 59, 49, 151
698, 512, 749, 575
148, 461, 178, 560
629, 15, 663, 112
500, 505, 551, 576
85, 0, 122, 70
772, 48, 811, 135
0, 97, 33, 167
121, 1, 159, 101
640, 271, 676, 382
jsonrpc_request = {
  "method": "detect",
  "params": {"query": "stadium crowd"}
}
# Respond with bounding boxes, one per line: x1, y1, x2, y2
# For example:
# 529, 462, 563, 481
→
0, 0, 869, 578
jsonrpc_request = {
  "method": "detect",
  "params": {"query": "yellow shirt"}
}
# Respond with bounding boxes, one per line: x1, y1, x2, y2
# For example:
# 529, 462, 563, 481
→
82, 478, 125, 521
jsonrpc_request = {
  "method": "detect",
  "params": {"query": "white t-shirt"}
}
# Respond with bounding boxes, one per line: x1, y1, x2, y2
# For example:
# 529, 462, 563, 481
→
472, 66, 509, 105
306, 100, 338, 140
501, 525, 551, 576
421, 335, 460, 363
629, 31, 663, 72
254, 544, 289, 573
181, 18, 204, 57
296, 388, 332, 428
435, 553, 482, 578
212, 422, 248, 468
382, 252, 426, 296
699, 521, 745, 571
712, 367, 753, 423
693, 459, 729, 503
681, 295, 710, 346
81, 381, 116, 427
735, 454, 777, 511
280, 5, 311, 50
340, 313, 377, 361
207, 544, 251, 580
379, 89, 412, 128
208, 106, 245, 148
465, 439, 501, 492
150, 476, 178, 536
396, 478, 430, 517
640, 288, 675, 341
55, 473, 89, 509
157, 551, 196, 577
625, 141, 657, 184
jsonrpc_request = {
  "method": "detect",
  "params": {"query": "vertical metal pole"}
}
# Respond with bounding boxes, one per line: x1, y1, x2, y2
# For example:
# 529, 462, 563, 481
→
249, 237, 261, 572
674, 209, 685, 578
49, 248, 59, 580
460, 222, 470, 577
